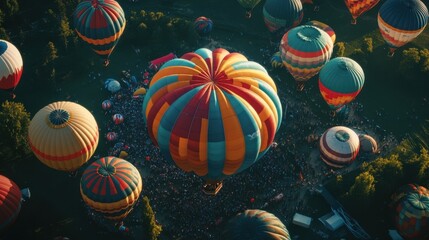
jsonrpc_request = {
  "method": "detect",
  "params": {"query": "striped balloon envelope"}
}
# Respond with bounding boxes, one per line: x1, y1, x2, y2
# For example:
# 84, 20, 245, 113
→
391, 184, 429, 239
80, 157, 142, 221
378, 0, 428, 56
73, 0, 126, 60
112, 113, 124, 125
344, 0, 380, 24
28, 101, 99, 172
280, 25, 333, 90
319, 126, 360, 168
223, 209, 291, 240
0, 175, 21, 233
305, 20, 336, 44
0, 40, 23, 91
319, 57, 364, 111
142, 48, 282, 183
263, 0, 303, 33
194, 16, 213, 36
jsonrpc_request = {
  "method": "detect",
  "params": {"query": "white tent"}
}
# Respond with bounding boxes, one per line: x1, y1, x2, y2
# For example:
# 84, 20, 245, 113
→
319, 211, 345, 231
293, 213, 312, 228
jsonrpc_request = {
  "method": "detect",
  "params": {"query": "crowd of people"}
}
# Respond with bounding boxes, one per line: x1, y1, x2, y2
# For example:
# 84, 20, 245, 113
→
81, 44, 399, 239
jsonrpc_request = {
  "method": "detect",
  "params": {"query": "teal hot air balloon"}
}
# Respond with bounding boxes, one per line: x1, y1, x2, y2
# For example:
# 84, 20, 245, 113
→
73, 0, 126, 66
223, 209, 291, 240
319, 57, 364, 115
378, 0, 428, 57
237, 0, 262, 18
263, 0, 303, 33
142, 48, 282, 195
280, 25, 333, 90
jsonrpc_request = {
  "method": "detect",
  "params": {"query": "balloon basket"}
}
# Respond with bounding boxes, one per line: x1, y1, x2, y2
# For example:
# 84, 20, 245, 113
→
296, 82, 305, 91
202, 182, 223, 195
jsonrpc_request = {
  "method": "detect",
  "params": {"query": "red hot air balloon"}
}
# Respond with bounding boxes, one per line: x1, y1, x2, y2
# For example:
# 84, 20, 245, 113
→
0, 40, 23, 98
0, 175, 22, 233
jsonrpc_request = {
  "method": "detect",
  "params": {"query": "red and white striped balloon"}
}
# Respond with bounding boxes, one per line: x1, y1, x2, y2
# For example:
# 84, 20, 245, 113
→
0, 40, 23, 91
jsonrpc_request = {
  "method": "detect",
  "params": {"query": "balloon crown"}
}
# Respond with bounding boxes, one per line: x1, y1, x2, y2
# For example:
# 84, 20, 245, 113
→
48, 109, 70, 128
335, 130, 350, 142
297, 26, 321, 42
98, 163, 116, 176
338, 58, 354, 70
0, 40, 7, 55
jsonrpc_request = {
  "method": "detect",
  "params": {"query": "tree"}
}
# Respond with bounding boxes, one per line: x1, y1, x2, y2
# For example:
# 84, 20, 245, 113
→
141, 196, 162, 240
419, 48, 429, 73
0, 101, 31, 164
365, 155, 403, 198
333, 42, 345, 57
0, 27, 9, 41
348, 171, 375, 203
399, 48, 420, 74
362, 37, 373, 54
44, 41, 59, 66
58, 17, 74, 49
0, 0, 19, 17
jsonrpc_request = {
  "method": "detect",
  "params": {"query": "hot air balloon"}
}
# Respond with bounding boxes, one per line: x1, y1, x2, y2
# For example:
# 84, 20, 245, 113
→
28, 101, 99, 172
237, 0, 262, 18
263, 0, 303, 33
112, 113, 124, 125
73, 0, 126, 66
80, 157, 142, 221
0, 175, 22, 233
358, 134, 378, 153
194, 16, 213, 36
270, 51, 284, 69
0, 40, 23, 98
105, 79, 121, 93
391, 184, 429, 240
305, 20, 336, 44
378, 0, 429, 57
319, 57, 364, 115
106, 132, 118, 141
142, 48, 282, 195
102, 99, 112, 110
223, 209, 291, 240
344, 0, 380, 24
319, 126, 360, 168
280, 25, 333, 90
133, 87, 147, 96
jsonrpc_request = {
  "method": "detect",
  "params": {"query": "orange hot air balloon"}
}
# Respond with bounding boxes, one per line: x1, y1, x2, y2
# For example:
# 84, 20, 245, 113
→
344, 0, 380, 24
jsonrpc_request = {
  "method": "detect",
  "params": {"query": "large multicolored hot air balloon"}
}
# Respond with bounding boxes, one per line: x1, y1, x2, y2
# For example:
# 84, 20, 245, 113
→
28, 101, 99, 172
305, 20, 336, 44
237, 0, 262, 18
344, 0, 380, 24
80, 157, 142, 221
378, 0, 429, 56
0, 175, 21, 233
391, 184, 429, 240
280, 25, 333, 90
319, 57, 364, 114
319, 126, 360, 168
263, 0, 303, 33
73, 0, 126, 66
0, 40, 23, 97
142, 48, 282, 195
223, 209, 291, 240
194, 16, 213, 36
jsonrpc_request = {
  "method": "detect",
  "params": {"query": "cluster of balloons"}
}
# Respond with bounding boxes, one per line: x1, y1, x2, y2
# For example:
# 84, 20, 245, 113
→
142, 47, 282, 194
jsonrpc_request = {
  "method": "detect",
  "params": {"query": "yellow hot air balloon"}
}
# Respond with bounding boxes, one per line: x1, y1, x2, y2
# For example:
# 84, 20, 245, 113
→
28, 101, 99, 172
133, 87, 147, 96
